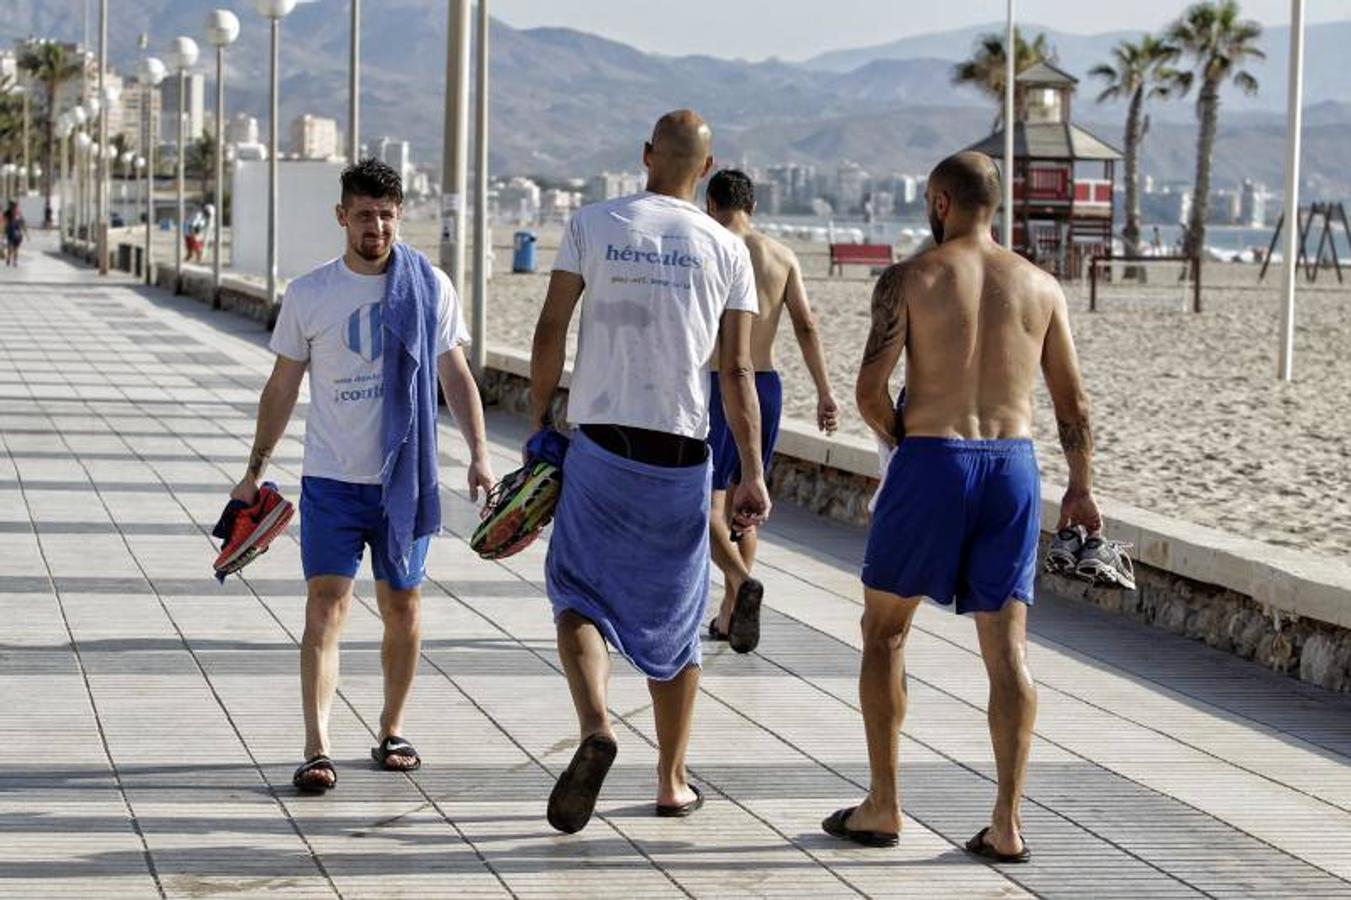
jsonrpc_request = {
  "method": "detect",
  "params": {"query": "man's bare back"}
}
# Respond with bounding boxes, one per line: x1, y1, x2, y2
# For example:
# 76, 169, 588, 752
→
874, 236, 1062, 441
741, 231, 795, 371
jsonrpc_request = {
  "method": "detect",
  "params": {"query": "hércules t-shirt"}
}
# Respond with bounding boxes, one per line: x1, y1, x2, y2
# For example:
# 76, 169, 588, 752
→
553, 191, 758, 439
269, 254, 470, 484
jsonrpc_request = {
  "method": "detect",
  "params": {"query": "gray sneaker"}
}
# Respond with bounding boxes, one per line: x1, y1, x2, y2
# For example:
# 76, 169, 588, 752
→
1045, 526, 1086, 575
1075, 536, 1137, 590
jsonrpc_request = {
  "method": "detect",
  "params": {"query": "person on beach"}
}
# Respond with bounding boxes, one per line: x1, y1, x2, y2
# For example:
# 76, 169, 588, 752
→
230, 158, 495, 793
821, 152, 1102, 861
703, 168, 839, 653
529, 110, 771, 833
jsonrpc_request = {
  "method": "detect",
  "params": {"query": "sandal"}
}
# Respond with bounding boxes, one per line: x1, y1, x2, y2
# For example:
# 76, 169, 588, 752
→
371, 736, 422, 771
964, 826, 1031, 863
547, 733, 618, 834
292, 755, 336, 794
707, 619, 729, 641
656, 784, 704, 818
821, 806, 899, 848
728, 578, 764, 654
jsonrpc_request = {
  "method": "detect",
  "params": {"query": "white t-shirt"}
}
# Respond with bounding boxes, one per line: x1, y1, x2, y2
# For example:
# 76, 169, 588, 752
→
269, 254, 470, 484
554, 191, 758, 439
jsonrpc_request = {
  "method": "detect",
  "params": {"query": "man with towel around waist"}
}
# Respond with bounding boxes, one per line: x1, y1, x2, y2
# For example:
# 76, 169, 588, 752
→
231, 158, 495, 793
703, 169, 840, 653
821, 152, 1102, 860
529, 110, 771, 833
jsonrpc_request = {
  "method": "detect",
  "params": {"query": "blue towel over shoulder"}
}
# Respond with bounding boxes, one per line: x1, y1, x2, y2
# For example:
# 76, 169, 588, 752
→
380, 242, 442, 567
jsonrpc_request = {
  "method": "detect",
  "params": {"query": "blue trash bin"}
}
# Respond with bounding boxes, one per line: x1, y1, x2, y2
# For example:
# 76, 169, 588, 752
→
512, 230, 537, 273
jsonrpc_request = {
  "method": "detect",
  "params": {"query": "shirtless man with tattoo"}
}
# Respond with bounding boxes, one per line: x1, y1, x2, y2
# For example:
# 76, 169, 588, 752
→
821, 152, 1102, 861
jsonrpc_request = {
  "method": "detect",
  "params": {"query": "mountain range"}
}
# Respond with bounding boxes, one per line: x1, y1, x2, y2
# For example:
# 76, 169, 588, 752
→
5, 2, 1348, 196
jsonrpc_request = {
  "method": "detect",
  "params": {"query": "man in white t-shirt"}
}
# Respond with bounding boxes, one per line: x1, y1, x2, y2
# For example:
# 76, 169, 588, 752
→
230, 158, 495, 793
529, 110, 771, 833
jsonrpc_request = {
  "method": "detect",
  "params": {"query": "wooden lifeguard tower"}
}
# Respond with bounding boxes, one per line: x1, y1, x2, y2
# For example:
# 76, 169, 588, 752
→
963, 61, 1122, 278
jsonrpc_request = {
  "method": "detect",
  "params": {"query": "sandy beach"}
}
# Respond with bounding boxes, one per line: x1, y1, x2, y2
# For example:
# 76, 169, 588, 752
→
127, 218, 1351, 561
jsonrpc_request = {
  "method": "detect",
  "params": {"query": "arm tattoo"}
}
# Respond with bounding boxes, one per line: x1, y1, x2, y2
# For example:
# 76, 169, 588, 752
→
247, 446, 273, 479
862, 265, 906, 367
1056, 417, 1094, 456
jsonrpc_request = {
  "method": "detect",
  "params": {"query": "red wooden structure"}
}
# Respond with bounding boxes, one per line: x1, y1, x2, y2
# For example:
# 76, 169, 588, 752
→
963, 61, 1122, 279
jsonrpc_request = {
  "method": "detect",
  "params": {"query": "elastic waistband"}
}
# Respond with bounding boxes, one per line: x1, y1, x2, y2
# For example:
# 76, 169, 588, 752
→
899, 436, 1034, 456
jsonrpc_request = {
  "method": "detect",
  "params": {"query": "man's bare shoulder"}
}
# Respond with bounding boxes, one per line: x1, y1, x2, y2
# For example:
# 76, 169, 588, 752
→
746, 229, 797, 269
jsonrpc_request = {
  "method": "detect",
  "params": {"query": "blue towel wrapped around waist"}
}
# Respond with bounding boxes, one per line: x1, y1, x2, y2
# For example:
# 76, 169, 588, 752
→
380, 242, 442, 567
545, 430, 711, 681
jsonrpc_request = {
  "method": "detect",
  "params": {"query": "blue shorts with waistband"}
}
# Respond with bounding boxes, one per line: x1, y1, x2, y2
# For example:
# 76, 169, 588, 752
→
300, 476, 431, 590
862, 437, 1040, 615
707, 370, 783, 491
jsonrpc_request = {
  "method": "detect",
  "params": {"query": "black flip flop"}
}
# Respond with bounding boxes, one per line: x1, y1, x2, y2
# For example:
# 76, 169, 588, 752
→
547, 733, 618, 834
292, 755, 336, 794
727, 578, 764, 654
656, 784, 704, 818
964, 826, 1031, 863
707, 619, 729, 641
371, 736, 422, 771
821, 806, 899, 848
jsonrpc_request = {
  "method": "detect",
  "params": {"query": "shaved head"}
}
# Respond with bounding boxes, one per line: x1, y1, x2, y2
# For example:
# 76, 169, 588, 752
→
929, 152, 1001, 214
646, 109, 713, 184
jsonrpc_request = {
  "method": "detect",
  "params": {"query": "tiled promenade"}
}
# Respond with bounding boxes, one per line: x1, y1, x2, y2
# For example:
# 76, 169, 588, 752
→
3, 237, 1351, 898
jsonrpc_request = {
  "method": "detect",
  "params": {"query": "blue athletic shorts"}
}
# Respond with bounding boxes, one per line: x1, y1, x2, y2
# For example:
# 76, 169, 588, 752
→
862, 438, 1040, 615
299, 476, 430, 590
707, 370, 783, 491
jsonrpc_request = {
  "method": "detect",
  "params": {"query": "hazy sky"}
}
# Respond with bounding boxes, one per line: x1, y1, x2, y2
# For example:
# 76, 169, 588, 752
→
492, 0, 1345, 61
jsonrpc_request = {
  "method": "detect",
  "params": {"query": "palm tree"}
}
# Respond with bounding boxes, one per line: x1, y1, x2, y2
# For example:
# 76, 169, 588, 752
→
18, 40, 84, 223
953, 28, 1056, 128
1090, 35, 1183, 259
0, 77, 23, 164
1169, 0, 1263, 258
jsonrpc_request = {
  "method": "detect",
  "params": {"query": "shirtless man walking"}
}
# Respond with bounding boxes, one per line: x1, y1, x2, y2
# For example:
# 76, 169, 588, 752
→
821, 152, 1102, 860
704, 169, 839, 653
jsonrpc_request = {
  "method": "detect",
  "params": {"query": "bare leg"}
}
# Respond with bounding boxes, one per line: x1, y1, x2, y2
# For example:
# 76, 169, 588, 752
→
709, 489, 752, 629
300, 576, 354, 786
846, 587, 921, 834
648, 664, 700, 808
556, 610, 615, 742
374, 580, 422, 769
973, 600, 1036, 855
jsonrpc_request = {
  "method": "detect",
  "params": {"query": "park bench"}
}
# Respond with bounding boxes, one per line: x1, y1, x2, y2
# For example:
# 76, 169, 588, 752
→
828, 242, 893, 276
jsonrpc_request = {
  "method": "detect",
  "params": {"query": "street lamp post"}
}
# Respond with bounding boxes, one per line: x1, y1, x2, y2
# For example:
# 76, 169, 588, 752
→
206, 10, 241, 305
1277, 0, 1306, 381
139, 56, 167, 285
101, 81, 121, 255
18, 86, 31, 194
57, 114, 71, 238
441, 0, 471, 301
97, 0, 109, 273
69, 106, 87, 241
252, 0, 299, 329
1003, 0, 1015, 250
168, 36, 200, 291
349, 0, 360, 162
83, 97, 100, 246
471, 0, 489, 375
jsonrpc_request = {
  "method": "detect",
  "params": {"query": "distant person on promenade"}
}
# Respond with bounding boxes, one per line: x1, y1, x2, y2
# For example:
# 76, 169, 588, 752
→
822, 152, 1104, 861
230, 158, 494, 793
703, 168, 839, 653
5, 202, 27, 267
529, 110, 770, 833
185, 204, 212, 263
